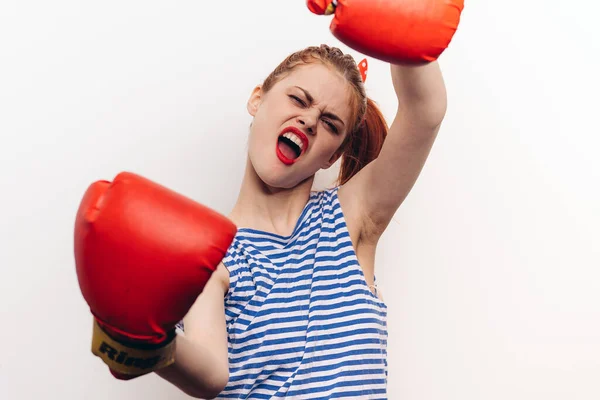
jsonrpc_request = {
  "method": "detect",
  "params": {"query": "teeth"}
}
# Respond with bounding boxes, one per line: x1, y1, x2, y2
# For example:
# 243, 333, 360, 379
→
283, 132, 304, 150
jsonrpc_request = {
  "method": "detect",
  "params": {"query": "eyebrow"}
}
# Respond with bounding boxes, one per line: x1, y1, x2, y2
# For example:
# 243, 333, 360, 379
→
294, 86, 345, 126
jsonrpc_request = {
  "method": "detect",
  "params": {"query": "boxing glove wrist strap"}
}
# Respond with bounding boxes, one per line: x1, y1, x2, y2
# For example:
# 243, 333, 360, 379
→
325, 0, 337, 15
90, 319, 176, 375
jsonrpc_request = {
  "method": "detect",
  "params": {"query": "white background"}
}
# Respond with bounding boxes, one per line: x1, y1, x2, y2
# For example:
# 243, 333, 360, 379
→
1, 1, 599, 399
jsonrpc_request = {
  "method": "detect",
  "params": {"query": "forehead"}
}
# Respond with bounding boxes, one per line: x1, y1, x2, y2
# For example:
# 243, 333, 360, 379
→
275, 63, 353, 121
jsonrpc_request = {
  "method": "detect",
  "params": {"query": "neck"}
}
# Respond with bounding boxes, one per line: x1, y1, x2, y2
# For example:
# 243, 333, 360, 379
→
229, 157, 314, 237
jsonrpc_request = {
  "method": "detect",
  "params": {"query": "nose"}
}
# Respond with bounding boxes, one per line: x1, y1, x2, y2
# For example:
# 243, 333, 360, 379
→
297, 114, 317, 135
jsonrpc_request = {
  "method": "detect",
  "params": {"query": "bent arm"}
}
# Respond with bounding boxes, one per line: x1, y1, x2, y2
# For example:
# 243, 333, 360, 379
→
342, 62, 448, 235
155, 263, 230, 399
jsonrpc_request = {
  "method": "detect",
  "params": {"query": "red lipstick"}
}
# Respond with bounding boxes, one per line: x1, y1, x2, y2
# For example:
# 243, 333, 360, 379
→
275, 126, 309, 165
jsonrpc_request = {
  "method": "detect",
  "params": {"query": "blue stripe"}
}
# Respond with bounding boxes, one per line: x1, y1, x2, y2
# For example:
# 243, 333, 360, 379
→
229, 323, 308, 340
226, 356, 385, 385
279, 377, 387, 398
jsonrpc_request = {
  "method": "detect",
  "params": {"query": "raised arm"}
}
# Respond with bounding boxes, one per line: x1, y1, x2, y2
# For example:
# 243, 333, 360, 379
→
316, 0, 463, 236
342, 62, 448, 234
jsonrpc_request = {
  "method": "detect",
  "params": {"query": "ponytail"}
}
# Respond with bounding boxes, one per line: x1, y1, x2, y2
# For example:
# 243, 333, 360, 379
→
337, 98, 388, 186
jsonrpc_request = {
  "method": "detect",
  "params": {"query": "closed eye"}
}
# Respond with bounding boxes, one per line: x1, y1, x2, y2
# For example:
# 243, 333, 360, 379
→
289, 95, 306, 107
323, 119, 339, 134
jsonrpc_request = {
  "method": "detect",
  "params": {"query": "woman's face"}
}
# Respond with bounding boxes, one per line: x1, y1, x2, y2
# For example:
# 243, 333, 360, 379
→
246, 63, 354, 189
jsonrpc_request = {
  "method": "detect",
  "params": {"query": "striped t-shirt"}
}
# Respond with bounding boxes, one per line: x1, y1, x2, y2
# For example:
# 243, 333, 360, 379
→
183, 187, 388, 399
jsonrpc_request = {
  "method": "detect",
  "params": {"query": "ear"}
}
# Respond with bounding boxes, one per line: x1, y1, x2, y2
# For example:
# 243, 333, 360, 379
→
247, 85, 263, 117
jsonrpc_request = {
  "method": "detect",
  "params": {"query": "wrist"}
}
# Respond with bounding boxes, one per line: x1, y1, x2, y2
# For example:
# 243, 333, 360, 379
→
391, 62, 447, 111
91, 319, 176, 375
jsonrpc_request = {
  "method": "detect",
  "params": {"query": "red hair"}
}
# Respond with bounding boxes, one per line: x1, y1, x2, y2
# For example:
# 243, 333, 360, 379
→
261, 44, 388, 186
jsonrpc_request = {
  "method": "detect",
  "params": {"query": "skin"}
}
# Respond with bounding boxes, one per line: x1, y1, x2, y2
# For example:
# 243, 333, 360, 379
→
156, 60, 447, 398
231, 63, 354, 231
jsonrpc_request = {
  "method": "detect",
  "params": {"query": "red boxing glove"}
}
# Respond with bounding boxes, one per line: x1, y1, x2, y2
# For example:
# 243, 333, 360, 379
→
307, 0, 464, 64
74, 172, 237, 378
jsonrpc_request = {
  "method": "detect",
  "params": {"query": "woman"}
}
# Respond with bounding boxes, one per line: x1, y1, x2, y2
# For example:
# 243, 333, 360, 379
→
155, 44, 448, 399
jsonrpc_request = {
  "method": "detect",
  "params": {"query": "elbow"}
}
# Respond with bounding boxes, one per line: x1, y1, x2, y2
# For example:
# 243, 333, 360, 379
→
184, 370, 229, 399
419, 98, 448, 129
156, 363, 229, 399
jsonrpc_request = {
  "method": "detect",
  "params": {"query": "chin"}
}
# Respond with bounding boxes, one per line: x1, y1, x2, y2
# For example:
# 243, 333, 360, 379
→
253, 163, 309, 190
258, 169, 299, 190
248, 147, 316, 190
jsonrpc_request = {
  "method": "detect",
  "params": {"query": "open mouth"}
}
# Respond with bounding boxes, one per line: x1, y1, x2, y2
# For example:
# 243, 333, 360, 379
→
276, 127, 308, 165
